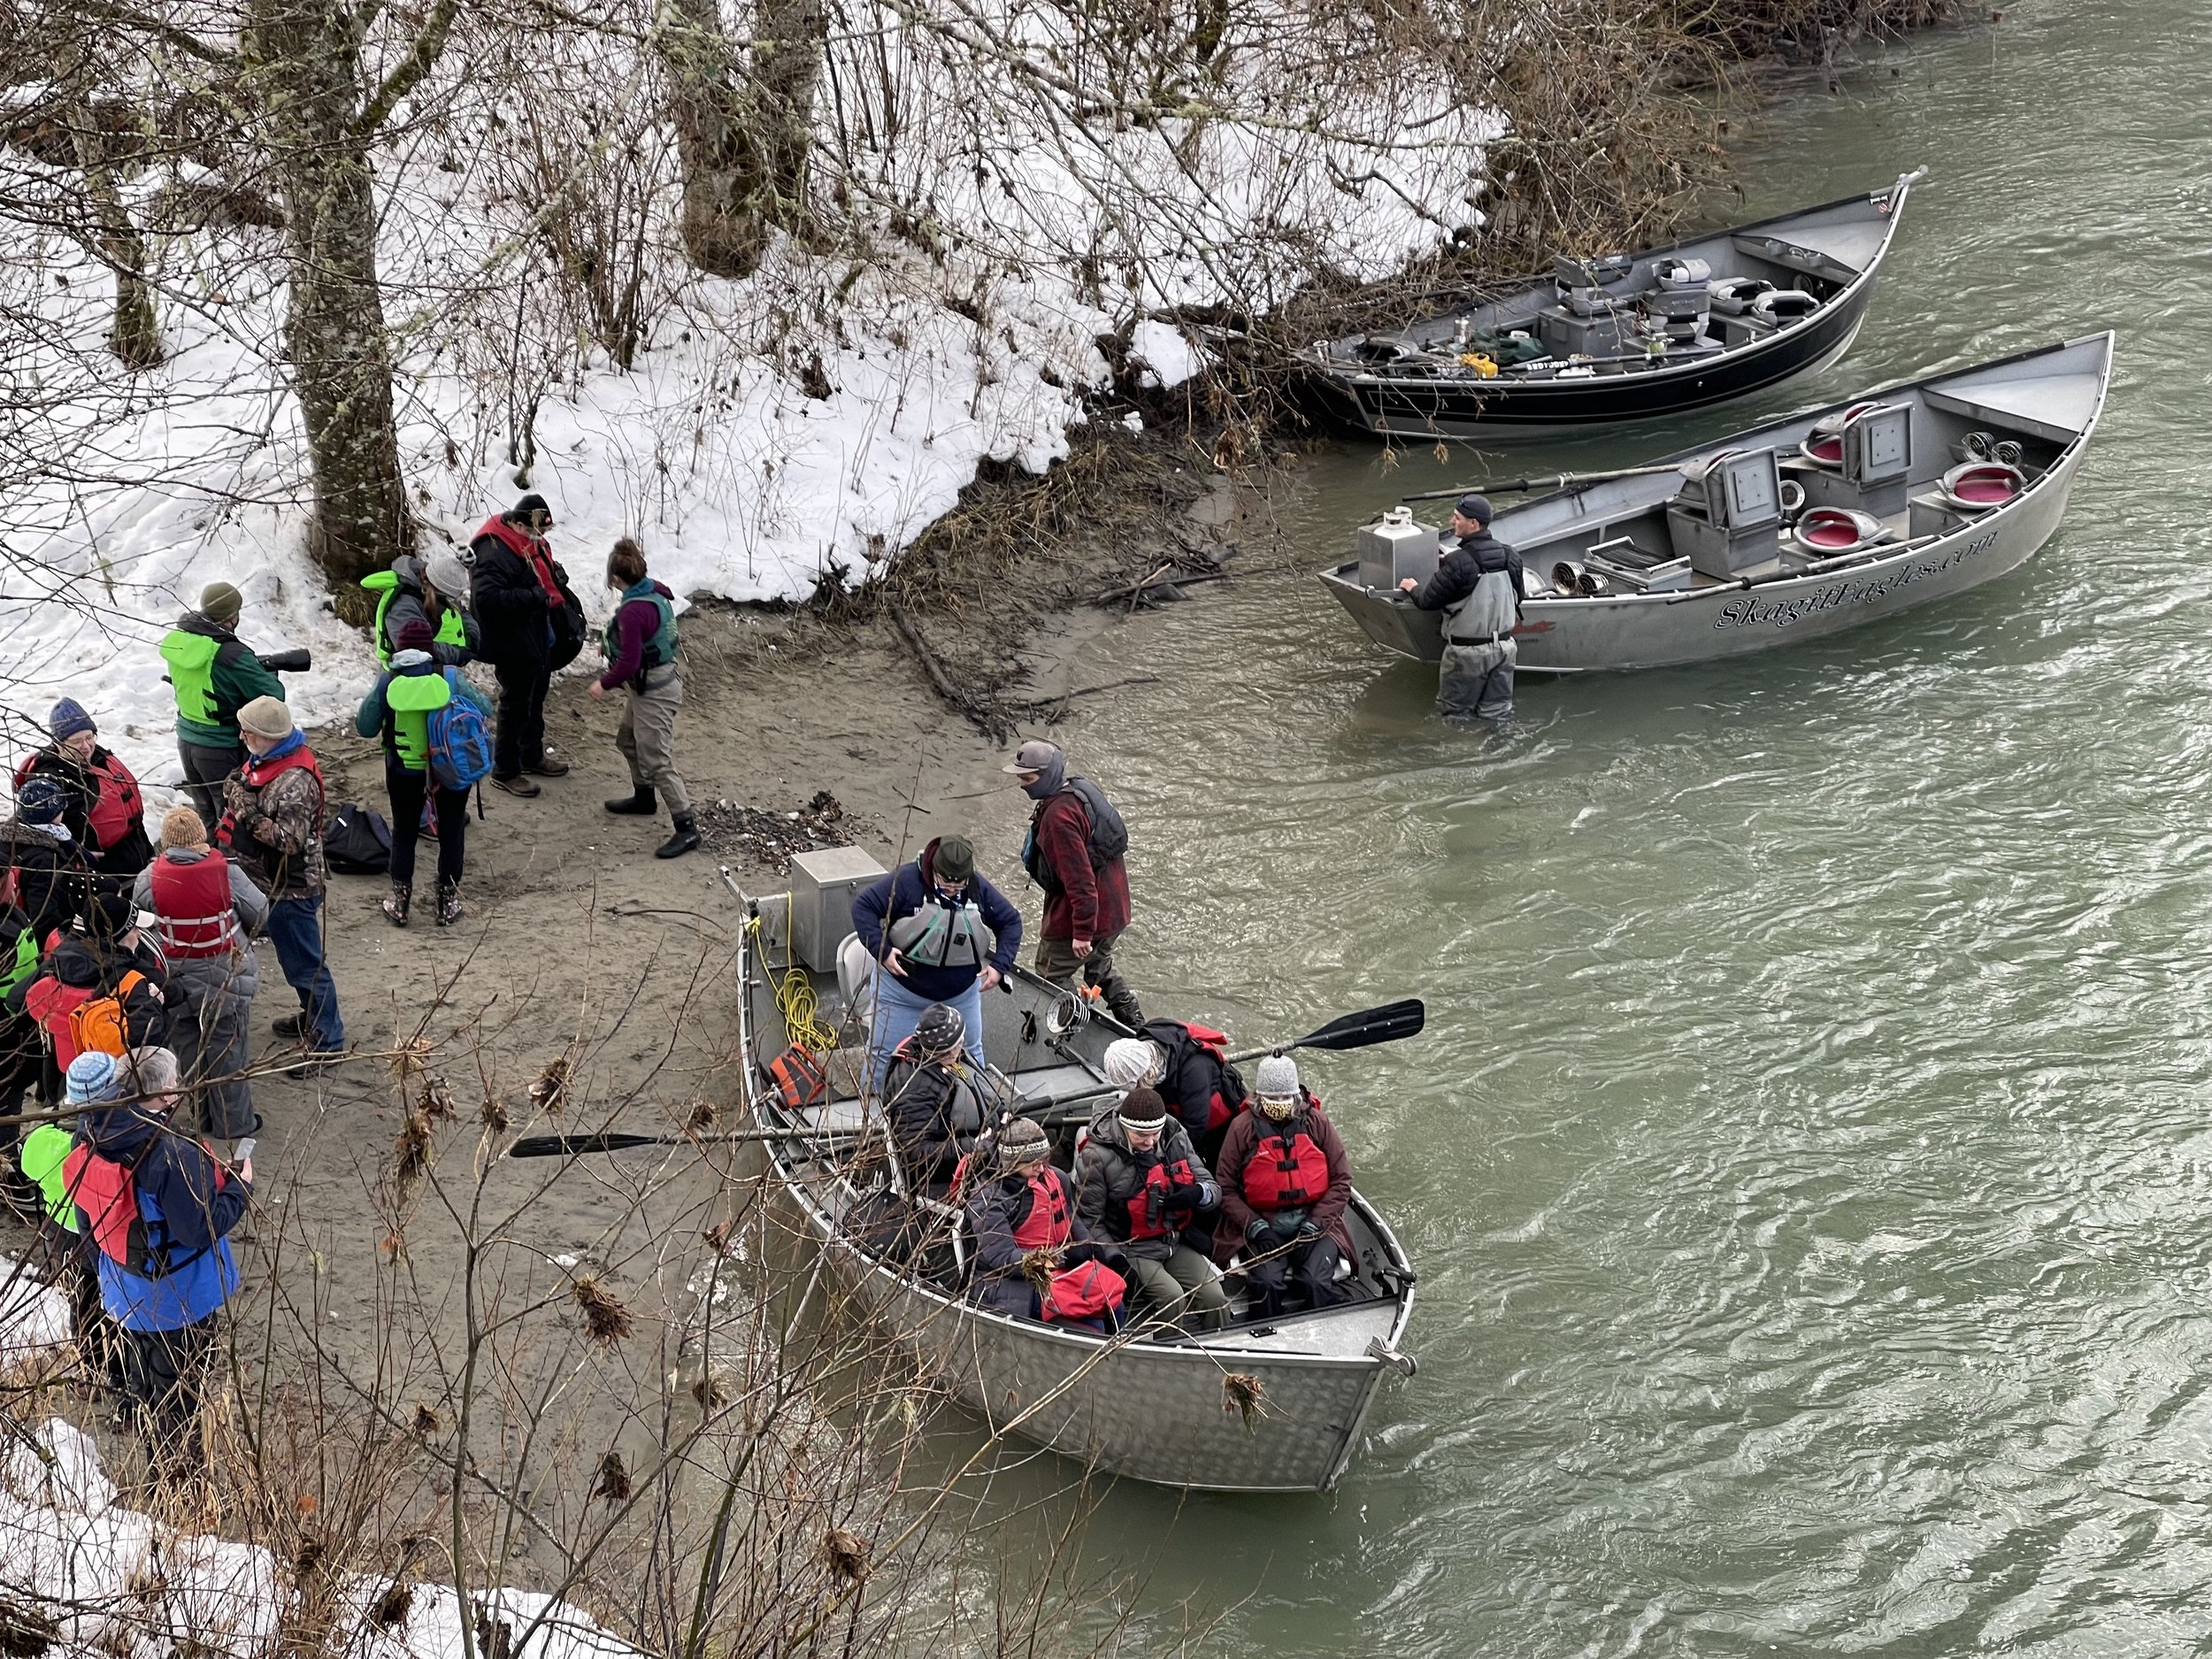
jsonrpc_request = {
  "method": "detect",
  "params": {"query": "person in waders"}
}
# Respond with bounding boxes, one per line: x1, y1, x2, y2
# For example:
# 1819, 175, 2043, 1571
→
355, 619, 493, 927
1003, 740, 1143, 1027
1399, 493, 1525, 722
590, 538, 697, 858
157, 582, 288, 823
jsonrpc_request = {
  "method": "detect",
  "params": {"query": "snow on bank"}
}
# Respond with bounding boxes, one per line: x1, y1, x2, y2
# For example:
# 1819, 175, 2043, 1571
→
0, 4, 1495, 800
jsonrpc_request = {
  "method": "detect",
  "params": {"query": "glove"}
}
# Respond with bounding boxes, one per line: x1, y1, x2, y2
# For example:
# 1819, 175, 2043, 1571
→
1245, 1219, 1273, 1247
1165, 1181, 1206, 1210
1295, 1220, 1322, 1240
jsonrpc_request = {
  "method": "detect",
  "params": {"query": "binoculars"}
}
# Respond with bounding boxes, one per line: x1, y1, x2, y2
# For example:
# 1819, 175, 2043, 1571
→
260, 649, 312, 674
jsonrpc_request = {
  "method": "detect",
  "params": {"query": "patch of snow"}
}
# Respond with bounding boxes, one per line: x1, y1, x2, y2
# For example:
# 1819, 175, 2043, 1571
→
0, 1256, 73, 1382
1127, 322, 1205, 392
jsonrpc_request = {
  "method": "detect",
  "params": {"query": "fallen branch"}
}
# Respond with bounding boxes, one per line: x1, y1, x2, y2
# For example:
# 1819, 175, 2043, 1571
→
888, 601, 1010, 741
1094, 569, 1233, 605
1010, 674, 1161, 714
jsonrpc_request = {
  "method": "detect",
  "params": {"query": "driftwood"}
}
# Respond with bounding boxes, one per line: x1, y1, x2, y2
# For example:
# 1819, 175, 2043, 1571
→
1094, 568, 1231, 605
888, 601, 1011, 741
1010, 674, 1162, 717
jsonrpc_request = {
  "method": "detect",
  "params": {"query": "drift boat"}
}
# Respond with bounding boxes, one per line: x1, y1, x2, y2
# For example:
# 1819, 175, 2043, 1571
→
1297, 169, 1926, 438
1320, 332, 2115, 675
733, 855, 1420, 1493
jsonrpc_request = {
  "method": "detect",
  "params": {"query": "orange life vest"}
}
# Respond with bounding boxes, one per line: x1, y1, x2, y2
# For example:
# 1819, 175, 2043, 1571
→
1009, 1165, 1073, 1250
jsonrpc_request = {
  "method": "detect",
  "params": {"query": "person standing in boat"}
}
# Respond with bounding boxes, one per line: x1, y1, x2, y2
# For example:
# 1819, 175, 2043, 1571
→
1074, 1086, 1228, 1336
1102, 1025, 1248, 1164
880, 1002, 987, 1199
1003, 740, 1143, 1026
849, 833, 1021, 1087
1214, 1054, 1356, 1318
1398, 493, 1524, 721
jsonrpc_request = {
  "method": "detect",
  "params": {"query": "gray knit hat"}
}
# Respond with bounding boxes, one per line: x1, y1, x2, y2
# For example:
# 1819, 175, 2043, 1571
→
1102, 1038, 1164, 1090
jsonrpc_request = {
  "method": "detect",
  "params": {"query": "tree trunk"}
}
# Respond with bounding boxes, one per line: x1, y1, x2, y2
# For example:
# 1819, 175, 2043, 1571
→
65, 102, 164, 370
243, 0, 416, 586
657, 0, 826, 278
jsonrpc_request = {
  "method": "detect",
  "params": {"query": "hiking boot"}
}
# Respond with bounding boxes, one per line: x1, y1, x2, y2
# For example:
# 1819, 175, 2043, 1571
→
655, 812, 701, 860
382, 882, 411, 927
524, 756, 570, 778
271, 1012, 307, 1040
604, 786, 656, 816
435, 881, 465, 927
491, 774, 541, 797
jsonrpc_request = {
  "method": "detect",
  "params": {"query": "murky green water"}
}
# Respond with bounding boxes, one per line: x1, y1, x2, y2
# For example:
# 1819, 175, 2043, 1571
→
959, 5, 2212, 1654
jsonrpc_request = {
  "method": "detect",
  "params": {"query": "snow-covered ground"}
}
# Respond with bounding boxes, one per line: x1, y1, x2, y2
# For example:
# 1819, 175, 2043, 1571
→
0, 4, 1494, 801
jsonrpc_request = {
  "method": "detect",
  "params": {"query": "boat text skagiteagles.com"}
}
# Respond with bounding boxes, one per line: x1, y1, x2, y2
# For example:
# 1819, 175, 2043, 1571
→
1712, 527, 2004, 630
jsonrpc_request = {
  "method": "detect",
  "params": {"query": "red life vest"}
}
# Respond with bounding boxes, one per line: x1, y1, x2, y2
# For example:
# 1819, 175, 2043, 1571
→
475, 515, 565, 607
1009, 1166, 1073, 1250
149, 850, 239, 958
62, 1141, 226, 1275
1183, 1021, 1246, 1133
1040, 1260, 1125, 1324
86, 753, 144, 852
1240, 1117, 1330, 1211
220, 746, 326, 874
25, 978, 97, 1067
1123, 1156, 1201, 1241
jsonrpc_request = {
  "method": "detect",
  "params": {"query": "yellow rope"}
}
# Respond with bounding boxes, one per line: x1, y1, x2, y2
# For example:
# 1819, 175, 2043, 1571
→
769, 892, 839, 1054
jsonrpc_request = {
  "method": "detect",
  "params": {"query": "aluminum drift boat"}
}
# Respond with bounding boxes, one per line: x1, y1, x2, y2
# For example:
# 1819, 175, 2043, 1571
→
734, 884, 1418, 1494
1320, 332, 2115, 675
1297, 169, 1925, 439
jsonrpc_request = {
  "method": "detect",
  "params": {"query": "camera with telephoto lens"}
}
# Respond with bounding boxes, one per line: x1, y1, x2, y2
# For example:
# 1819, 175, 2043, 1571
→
259, 648, 312, 674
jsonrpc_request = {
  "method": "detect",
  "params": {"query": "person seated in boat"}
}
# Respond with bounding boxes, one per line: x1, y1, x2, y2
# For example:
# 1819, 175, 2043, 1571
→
851, 833, 1022, 1089
1074, 1087, 1228, 1338
1103, 1024, 1248, 1164
1213, 1055, 1356, 1318
881, 1002, 987, 1200
966, 1118, 1126, 1327
1397, 493, 1524, 722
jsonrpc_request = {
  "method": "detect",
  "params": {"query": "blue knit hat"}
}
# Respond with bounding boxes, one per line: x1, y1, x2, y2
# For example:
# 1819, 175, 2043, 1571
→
47, 699, 95, 743
16, 777, 67, 825
65, 1051, 121, 1105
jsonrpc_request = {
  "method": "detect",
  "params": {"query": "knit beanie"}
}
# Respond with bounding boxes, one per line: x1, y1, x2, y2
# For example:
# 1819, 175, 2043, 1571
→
996, 1117, 1049, 1171
1102, 1038, 1164, 1091
1254, 1053, 1300, 1118
47, 698, 96, 743
1117, 1087, 1168, 1133
424, 548, 472, 600
65, 1050, 121, 1106
160, 804, 209, 849
394, 618, 436, 653
931, 836, 975, 884
915, 1003, 965, 1057
236, 695, 294, 741
200, 581, 243, 626
15, 777, 67, 825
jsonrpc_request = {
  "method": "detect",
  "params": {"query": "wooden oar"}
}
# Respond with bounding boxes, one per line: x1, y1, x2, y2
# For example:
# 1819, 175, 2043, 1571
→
503, 998, 1425, 1160
1401, 463, 1685, 503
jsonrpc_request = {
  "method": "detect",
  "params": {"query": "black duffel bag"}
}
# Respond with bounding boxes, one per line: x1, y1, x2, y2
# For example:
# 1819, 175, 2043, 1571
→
324, 802, 393, 875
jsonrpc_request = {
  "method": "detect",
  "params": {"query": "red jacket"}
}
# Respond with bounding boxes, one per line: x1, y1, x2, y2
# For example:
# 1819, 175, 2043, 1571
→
1030, 791, 1132, 943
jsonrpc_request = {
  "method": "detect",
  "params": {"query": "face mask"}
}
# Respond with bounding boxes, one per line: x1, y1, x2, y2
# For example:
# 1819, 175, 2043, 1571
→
1257, 1095, 1297, 1122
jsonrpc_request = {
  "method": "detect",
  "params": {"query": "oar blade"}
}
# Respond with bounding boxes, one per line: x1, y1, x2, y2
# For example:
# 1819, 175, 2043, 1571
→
1292, 998, 1425, 1053
507, 1132, 664, 1159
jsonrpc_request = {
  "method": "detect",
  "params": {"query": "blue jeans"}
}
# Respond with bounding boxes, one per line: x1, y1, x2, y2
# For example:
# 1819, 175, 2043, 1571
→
868, 972, 983, 1091
265, 895, 343, 1050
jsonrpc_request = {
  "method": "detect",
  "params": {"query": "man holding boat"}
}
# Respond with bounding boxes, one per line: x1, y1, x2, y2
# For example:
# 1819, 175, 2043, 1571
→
1398, 493, 1523, 721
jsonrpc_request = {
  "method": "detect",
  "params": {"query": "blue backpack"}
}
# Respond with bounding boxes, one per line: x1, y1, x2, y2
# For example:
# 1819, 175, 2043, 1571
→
426, 671, 494, 792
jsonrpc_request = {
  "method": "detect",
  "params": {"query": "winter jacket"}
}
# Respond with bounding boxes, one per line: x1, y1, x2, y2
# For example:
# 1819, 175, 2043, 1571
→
12, 747, 151, 876
72, 1101, 247, 1333
965, 1163, 1090, 1317
158, 611, 287, 749
881, 1042, 987, 1196
850, 838, 1023, 1004
16, 935, 172, 1068
219, 733, 327, 899
1141, 1018, 1248, 1148
365, 555, 480, 667
1073, 1105, 1219, 1262
1212, 1095, 1355, 1266
1025, 787, 1133, 944
1408, 531, 1524, 629
469, 518, 563, 669
3, 824, 100, 938
355, 651, 494, 772
133, 849, 267, 1006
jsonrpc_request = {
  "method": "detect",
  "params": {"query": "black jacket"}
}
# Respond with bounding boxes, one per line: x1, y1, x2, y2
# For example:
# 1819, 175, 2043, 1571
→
3, 826, 99, 938
881, 1047, 986, 1195
469, 530, 558, 669
1410, 531, 1524, 618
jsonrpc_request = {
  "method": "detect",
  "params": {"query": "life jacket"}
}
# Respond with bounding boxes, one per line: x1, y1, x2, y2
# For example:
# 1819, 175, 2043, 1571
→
1040, 1259, 1125, 1325
157, 628, 223, 726
67, 969, 147, 1058
1443, 535, 1522, 644
1240, 1114, 1330, 1212
602, 579, 679, 683
1020, 778, 1128, 895
83, 752, 144, 853
1009, 1165, 1074, 1250
886, 883, 986, 971
382, 664, 455, 772
0, 910, 38, 998
149, 850, 240, 958
887, 1043, 984, 1135
365, 567, 470, 667
764, 1045, 827, 1112
219, 744, 326, 882
1148, 1018, 1248, 1134
1122, 1155, 1202, 1242
19, 1121, 77, 1231
62, 1140, 225, 1276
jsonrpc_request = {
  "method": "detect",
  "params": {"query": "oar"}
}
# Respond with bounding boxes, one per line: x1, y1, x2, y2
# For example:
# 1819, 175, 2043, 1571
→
1401, 463, 1685, 503
503, 998, 1425, 1160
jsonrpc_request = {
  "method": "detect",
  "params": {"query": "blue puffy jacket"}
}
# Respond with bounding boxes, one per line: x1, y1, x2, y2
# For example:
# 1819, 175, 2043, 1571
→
74, 1102, 245, 1333
850, 838, 1023, 1003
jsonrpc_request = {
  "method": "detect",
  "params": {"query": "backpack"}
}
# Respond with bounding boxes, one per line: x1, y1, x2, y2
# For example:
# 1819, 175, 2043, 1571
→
426, 671, 494, 792
68, 969, 147, 1058
324, 803, 393, 875
1022, 778, 1129, 895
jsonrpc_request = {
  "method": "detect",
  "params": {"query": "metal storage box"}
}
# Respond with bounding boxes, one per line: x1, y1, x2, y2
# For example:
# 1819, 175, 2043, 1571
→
788, 846, 887, 974
1356, 508, 1443, 591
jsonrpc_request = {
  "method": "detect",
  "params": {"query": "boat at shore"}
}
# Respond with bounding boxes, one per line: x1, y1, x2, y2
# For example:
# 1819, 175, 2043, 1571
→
1296, 169, 1926, 438
1319, 332, 2115, 675
733, 868, 1419, 1494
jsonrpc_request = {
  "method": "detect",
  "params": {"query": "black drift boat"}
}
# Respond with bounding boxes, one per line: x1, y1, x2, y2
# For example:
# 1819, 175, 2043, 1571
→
1297, 168, 1926, 439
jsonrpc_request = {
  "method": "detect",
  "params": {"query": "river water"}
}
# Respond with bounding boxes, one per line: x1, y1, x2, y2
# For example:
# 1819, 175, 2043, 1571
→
972, 4, 2212, 1654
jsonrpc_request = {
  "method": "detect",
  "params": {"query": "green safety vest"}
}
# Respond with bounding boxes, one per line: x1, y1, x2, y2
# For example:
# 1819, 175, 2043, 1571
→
603, 580, 678, 679
364, 570, 470, 667
19, 1121, 76, 1231
0, 927, 37, 998
383, 667, 454, 772
158, 629, 221, 726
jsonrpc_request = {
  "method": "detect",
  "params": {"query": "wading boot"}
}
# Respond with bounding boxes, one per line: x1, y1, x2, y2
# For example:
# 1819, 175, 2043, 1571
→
435, 879, 465, 927
604, 786, 656, 816
381, 881, 411, 927
655, 812, 701, 860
